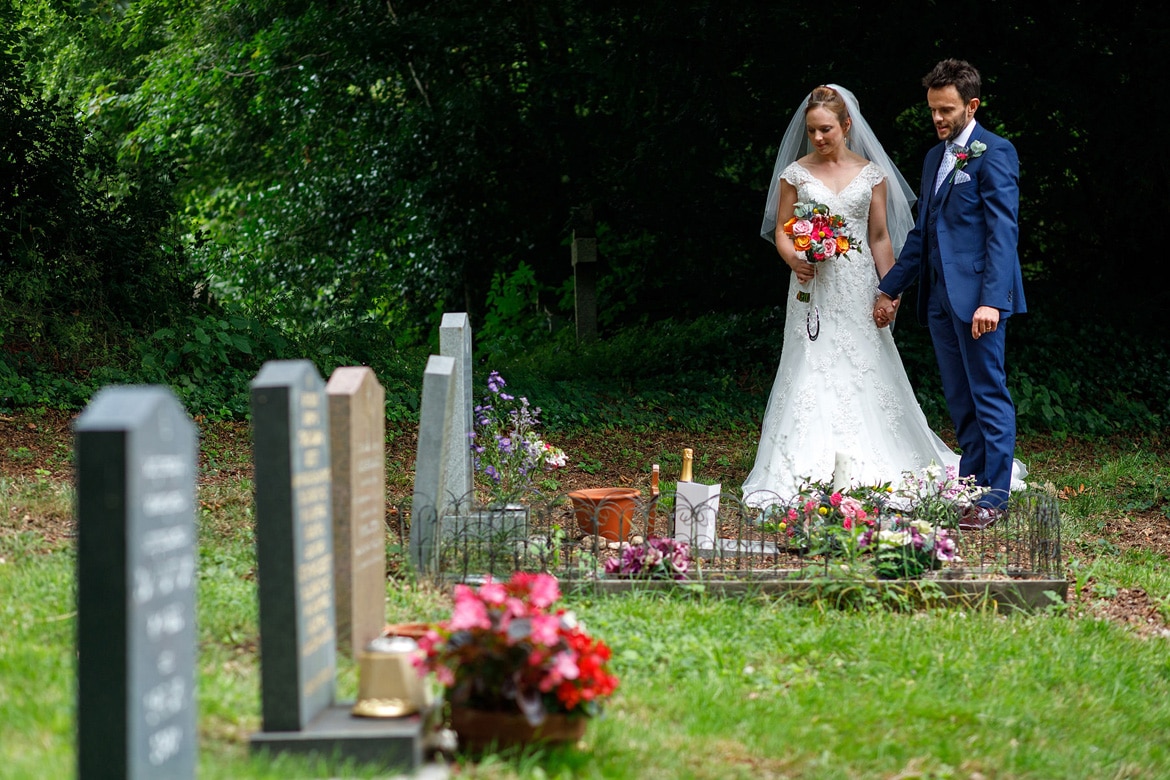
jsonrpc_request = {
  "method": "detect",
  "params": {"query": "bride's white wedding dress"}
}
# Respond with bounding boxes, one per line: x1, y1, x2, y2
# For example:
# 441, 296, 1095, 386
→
742, 161, 1024, 507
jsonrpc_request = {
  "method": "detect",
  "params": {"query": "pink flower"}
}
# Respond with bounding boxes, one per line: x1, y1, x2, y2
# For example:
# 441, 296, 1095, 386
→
528, 613, 561, 646
433, 664, 455, 687
525, 573, 561, 609
791, 218, 814, 236
830, 492, 843, 508
821, 237, 838, 257
417, 629, 442, 656
448, 594, 491, 631
552, 651, 580, 680
477, 579, 507, 605
539, 651, 581, 692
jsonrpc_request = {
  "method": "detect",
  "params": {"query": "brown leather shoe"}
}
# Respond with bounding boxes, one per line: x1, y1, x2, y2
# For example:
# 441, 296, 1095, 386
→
959, 506, 1001, 531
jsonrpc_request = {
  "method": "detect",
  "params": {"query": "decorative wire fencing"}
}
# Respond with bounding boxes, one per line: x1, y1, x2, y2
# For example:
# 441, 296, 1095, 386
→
393, 482, 1063, 595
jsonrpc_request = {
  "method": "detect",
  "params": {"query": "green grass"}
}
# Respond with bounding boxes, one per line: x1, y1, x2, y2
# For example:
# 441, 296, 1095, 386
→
2, 434, 1169, 779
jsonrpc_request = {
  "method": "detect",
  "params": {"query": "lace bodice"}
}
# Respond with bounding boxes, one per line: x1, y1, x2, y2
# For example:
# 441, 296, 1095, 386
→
781, 160, 884, 230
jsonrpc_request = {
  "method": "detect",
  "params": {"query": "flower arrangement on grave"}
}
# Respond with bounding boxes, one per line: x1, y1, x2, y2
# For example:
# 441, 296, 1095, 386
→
603, 537, 691, 580
756, 466, 977, 578
893, 462, 980, 529
764, 480, 887, 554
469, 371, 567, 506
415, 572, 619, 727
858, 520, 960, 579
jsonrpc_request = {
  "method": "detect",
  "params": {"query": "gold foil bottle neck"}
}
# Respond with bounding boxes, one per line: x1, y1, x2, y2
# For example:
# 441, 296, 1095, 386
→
680, 448, 694, 482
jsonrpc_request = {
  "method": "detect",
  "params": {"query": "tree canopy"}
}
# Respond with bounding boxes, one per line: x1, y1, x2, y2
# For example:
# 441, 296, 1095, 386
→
9, 1, 1170, 345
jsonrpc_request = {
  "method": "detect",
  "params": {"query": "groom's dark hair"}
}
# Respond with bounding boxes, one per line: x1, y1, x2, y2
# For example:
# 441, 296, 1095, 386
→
923, 59, 981, 103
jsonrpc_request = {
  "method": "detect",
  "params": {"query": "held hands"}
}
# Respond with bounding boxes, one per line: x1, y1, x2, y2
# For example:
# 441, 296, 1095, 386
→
971, 305, 1000, 339
872, 293, 899, 328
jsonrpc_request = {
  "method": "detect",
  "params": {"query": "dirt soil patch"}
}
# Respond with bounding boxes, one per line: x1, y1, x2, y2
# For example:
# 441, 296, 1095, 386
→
3, 409, 1168, 636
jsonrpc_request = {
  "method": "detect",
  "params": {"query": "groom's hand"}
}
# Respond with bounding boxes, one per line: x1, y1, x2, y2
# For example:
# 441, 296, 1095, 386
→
873, 294, 898, 328
971, 305, 1000, 339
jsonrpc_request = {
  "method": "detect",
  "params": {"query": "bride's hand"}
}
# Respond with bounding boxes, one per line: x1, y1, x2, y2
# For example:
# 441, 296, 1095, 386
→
789, 258, 816, 284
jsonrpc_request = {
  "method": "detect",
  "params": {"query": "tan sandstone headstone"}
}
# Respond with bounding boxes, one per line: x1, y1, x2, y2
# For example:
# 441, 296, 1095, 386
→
326, 366, 387, 659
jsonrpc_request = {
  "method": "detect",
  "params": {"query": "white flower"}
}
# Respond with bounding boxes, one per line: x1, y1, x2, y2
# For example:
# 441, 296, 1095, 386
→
876, 530, 911, 549
909, 520, 936, 536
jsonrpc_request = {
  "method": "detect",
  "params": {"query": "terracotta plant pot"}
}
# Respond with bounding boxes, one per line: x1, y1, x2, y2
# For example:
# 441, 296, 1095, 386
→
569, 487, 641, 541
383, 622, 432, 640
450, 705, 587, 752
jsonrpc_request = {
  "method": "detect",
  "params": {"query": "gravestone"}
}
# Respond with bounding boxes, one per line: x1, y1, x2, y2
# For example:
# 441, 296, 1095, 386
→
439, 312, 474, 514
75, 385, 198, 779
326, 366, 387, 659
408, 355, 456, 574
249, 360, 423, 769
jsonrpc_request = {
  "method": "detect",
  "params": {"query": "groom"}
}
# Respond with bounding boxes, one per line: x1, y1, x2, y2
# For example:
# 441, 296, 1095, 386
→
873, 59, 1026, 527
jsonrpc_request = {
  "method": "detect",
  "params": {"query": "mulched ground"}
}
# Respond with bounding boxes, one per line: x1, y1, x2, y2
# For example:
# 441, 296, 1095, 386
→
3, 408, 1168, 637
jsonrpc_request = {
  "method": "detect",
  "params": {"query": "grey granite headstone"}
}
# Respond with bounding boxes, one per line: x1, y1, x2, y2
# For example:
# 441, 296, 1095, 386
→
249, 360, 423, 770
439, 313, 474, 513
75, 385, 198, 779
326, 366, 386, 659
408, 355, 456, 574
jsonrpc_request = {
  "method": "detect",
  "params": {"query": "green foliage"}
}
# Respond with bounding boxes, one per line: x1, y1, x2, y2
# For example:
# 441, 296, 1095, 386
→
7, 1, 1170, 437
137, 310, 289, 419
477, 262, 551, 357
2, 14, 206, 411
1009, 312, 1168, 435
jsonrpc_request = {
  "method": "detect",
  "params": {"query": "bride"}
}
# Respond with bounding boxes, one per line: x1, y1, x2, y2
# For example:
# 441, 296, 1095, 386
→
741, 84, 1023, 507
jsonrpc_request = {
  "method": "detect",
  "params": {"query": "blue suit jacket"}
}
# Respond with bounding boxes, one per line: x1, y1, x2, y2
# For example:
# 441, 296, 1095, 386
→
879, 122, 1026, 323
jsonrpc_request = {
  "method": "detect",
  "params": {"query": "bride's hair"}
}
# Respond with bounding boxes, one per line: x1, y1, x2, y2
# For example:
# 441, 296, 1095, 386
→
806, 86, 849, 128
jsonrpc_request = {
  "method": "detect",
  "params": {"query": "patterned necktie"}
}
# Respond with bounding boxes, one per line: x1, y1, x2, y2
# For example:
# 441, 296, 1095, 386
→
934, 142, 957, 193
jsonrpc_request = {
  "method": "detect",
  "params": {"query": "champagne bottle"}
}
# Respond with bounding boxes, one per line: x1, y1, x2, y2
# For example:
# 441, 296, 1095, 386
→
680, 448, 693, 482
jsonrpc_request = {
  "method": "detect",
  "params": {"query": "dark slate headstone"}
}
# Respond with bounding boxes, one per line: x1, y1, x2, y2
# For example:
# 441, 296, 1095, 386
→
249, 359, 337, 732
249, 360, 425, 770
75, 385, 198, 780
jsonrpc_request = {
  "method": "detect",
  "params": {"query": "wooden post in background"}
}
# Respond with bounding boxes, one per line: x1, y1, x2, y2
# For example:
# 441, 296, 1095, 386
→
571, 204, 598, 343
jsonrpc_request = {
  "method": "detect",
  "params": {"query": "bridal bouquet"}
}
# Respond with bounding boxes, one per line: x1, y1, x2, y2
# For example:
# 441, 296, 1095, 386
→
783, 202, 863, 306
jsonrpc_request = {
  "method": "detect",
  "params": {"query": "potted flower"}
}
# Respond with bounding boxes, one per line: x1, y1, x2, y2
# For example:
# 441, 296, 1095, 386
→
416, 572, 618, 751
604, 537, 691, 580
452, 371, 567, 546
470, 371, 567, 507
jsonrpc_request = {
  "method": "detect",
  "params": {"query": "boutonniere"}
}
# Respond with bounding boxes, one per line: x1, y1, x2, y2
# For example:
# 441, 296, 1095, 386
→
950, 140, 987, 183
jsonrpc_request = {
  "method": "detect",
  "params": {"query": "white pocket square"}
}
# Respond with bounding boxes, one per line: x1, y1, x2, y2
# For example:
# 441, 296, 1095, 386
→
953, 170, 972, 184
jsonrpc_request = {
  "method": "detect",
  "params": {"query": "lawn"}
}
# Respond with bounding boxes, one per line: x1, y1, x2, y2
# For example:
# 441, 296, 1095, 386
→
2, 410, 1169, 779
